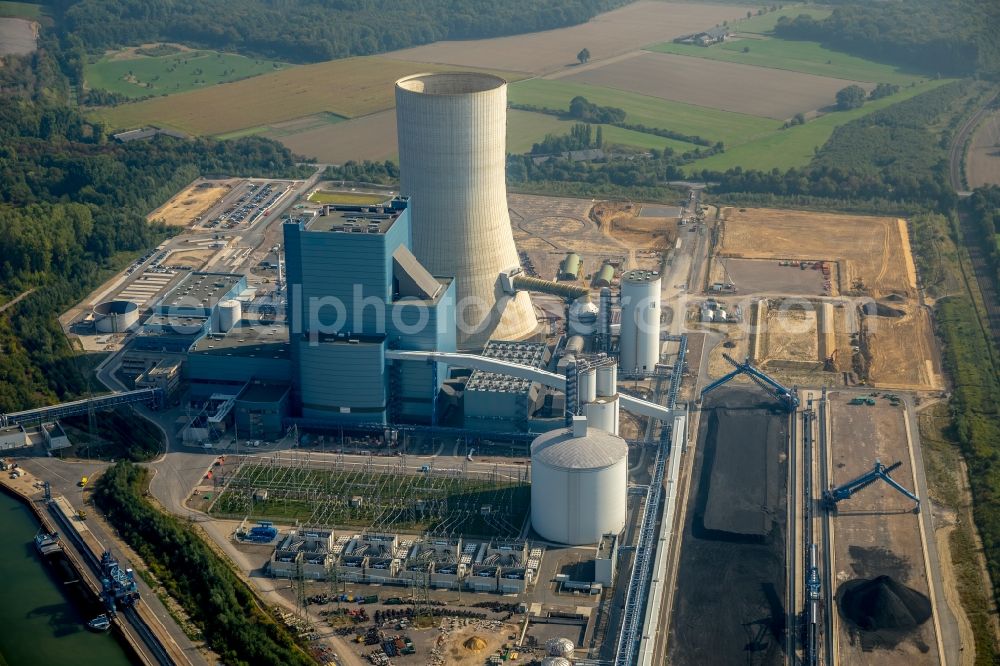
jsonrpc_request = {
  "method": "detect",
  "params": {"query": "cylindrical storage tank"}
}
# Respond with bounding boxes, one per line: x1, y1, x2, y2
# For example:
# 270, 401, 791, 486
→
395, 72, 537, 348
567, 297, 598, 336
596, 364, 617, 397
218, 299, 242, 332
594, 262, 615, 287
94, 300, 139, 333
530, 423, 628, 545
561, 253, 582, 280
619, 270, 661, 374
564, 335, 585, 356
701, 308, 715, 323
577, 367, 597, 404
584, 396, 619, 435
717, 309, 728, 322
546, 637, 575, 657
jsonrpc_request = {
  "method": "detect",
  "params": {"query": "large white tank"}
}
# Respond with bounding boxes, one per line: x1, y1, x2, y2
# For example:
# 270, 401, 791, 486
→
577, 367, 597, 404
541, 659, 572, 666
584, 395, 620, 435
530, 417, 628, 545
395, 72, 537, 348
217, 299, 242, 332
546, 637, 575, 657
619, 270, 661, 374
596, 363, 617, 397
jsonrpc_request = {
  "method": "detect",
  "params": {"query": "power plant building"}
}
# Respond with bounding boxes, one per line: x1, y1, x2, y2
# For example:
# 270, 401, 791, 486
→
283, 198, 456, 425
395, 72, 537, 348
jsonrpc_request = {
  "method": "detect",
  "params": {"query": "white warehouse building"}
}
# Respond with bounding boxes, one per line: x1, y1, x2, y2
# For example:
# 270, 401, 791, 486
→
530, 416, 628, 545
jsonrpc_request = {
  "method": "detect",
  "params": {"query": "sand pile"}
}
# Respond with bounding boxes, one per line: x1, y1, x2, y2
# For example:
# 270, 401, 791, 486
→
463, 636, 488, 652
839, 575, 931, 631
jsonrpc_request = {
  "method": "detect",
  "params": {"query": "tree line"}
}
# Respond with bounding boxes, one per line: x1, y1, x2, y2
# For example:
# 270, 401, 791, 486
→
94, 463, 316, 665
46, 0, 631, 64
775, 0, 1000, 77
0, 35, 309, 416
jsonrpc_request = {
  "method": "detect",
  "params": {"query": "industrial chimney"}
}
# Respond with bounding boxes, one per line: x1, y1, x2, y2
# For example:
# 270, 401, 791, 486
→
395, 72, 537, 349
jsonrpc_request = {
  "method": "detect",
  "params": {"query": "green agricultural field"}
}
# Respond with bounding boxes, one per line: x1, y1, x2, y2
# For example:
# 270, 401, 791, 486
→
508, 79, 780, 149
689, 79, 954, 173
0, 1, 42, 18
726, 4, 831, 35
647, 37, 924, 85
86, 48, 291, 99
507, 109, 696, 154
215, 111, 345, 140
308, 191, 387, 205
92, 56, 525, 135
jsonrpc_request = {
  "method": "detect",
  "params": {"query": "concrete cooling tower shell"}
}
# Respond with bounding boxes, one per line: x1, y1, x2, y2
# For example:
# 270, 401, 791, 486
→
395, 72, 537, 349
530, 425, 627, 545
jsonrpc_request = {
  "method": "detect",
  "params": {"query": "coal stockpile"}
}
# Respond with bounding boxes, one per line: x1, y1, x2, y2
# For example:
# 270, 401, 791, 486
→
668, 387, 790, 665
839, 575, 931, 633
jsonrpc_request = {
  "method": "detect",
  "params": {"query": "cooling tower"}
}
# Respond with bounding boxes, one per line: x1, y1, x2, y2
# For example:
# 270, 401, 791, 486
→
395, 72, 537, 349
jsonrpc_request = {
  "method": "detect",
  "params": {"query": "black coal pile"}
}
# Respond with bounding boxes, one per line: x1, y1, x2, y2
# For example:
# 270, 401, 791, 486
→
839, 575, 931, 631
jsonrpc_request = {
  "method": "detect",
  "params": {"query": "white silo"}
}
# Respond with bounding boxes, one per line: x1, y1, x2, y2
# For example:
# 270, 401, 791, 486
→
541, 658, 572, 666
619, 270, 661, 374
530, 416, 628, 545
217, 299, 242, 332
585, 396, 620, 435
596, 363, 617, 397
578, 366, 597, 404
395, 72, 537, 348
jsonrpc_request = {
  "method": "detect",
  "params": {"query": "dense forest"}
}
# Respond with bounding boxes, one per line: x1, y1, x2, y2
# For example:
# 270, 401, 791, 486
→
775, 0, 1000, 77
703, 81, 969, 213
0, 36, 308, 414
94, 463, 316, 665
46, 0, 630, 63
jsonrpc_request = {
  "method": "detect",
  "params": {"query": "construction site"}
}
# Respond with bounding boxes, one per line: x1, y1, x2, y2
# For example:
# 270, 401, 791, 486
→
702, 206, 943, 392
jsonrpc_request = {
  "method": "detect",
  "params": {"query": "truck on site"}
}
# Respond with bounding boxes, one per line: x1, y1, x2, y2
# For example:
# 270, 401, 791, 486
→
78, 476, 88, 487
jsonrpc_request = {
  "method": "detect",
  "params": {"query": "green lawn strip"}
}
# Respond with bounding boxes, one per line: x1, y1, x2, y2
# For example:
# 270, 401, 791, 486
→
506, 109, 696, 154
646, 37, 924, 85
86, 49, 291, 99
509, 79, 779, 149
0, 1, 41, 18
689, 79, 954, 172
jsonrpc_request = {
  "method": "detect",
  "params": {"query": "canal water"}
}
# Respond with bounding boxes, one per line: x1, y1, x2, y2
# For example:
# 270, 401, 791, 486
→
0, 489, 137, 666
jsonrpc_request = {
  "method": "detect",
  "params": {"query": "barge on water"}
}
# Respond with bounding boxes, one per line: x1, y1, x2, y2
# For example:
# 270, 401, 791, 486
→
34, 531, 80, 585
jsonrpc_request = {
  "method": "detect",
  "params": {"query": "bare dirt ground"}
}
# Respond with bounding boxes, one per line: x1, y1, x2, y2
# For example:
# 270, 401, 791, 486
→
718, 207, 936, 390
0, 17, 38, 56
829, 395, 940, 664
760, 306, 818, 364
564, 51, 871, 119
387, 1, 754, 75
718, 208, 917, 299
966, 108, 1000, 188
273, 109, 397, 164
865, 306, 942, 391
591, 201, 678, 252
147, 179, 233, 226
509, 193, 636, 281
162, 248, 213, 268
438, 620, 519, 666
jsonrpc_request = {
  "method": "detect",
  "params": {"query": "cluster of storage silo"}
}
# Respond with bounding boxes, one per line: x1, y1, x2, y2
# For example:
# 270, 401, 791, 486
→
578, 362, 619, 435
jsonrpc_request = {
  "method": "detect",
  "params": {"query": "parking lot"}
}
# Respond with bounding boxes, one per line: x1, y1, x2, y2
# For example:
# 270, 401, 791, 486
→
201, 181, 290, 231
